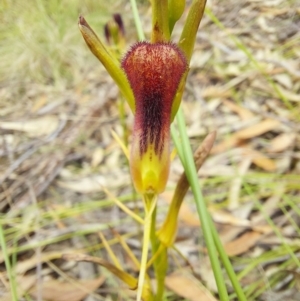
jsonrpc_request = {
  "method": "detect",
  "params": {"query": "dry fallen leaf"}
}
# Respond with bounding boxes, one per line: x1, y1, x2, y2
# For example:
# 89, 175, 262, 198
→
0, 275, 37, 301
243, 148, 277, 171
58, 174, 131, 193
57, 176, 106, 193
29, 276, 105, 301
235, 119, 280, 140
30, 95, 48, 113
15, 251, 71, 274
228, 158, 252, 210
277, 86, 300, 102
222, 99, 254, 120
262, 289, 300, 301
224, 231, 262, 256
274, 73, 293, 89
212, 119, 280, 154
211, 210, 251, 227
201, 85, 232, 98
62, 253, 138, 291
0, 116, 59, 137
0, 295, 12, 301
211, 135, 242, 154
269, 132, 296, 152
17, 274, 37, 294
91, 147, 105, 167
165, 272, 218, 301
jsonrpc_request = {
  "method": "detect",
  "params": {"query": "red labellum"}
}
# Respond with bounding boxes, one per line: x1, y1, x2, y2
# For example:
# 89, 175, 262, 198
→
122, 42, 187, 156
121, 42, 187, 193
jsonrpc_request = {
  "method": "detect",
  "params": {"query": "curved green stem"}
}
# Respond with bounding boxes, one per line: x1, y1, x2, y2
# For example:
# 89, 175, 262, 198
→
130, 0, 145, 40
151, 0, 170, 42
154, 248, 168, 301
137, 193, 157, 301
210, 217, 247, 301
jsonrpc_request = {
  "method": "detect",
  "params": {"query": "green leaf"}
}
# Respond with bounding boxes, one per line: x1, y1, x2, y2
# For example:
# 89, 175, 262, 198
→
178, 0, 207, 62
168, 0, 185, 33
78, 16, 135, 112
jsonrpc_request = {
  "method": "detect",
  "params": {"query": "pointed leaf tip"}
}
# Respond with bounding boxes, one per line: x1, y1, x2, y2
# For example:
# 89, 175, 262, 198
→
78, 15, 135, 112
78, 15, 90, 28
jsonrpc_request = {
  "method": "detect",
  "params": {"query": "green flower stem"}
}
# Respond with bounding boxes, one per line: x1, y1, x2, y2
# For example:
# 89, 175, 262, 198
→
173, 107, 229, 301
130, 0, 145, 40
209, 218, 247, 300
148, 206, 168, 301
137, 193, 157, 301
154, 247, 168, 301
151, 0, 170, 42
148, 207, 168, 301
149, 206, 159, 271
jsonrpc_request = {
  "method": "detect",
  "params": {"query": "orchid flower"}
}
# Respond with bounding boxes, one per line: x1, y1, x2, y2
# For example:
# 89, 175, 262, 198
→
121, 41, 187, 194
78, 1, 207, 300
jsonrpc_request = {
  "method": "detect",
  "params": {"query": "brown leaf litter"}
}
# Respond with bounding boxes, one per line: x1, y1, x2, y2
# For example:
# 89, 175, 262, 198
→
1, 0, 300, 300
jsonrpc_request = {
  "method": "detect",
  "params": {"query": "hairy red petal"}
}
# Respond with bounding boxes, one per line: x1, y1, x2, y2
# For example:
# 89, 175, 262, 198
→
121, 42, 187, 193
122, 42, 187, 156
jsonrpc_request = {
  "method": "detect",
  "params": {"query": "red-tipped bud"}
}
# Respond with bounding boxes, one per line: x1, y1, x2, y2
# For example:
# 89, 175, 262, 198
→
122, 42, 187, 194
104, 13, 125, 45
113, 14, 125, 35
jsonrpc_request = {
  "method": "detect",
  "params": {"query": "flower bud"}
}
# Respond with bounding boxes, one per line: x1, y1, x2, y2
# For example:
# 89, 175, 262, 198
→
78, 16, 134, 111
104, 13, 125, 45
